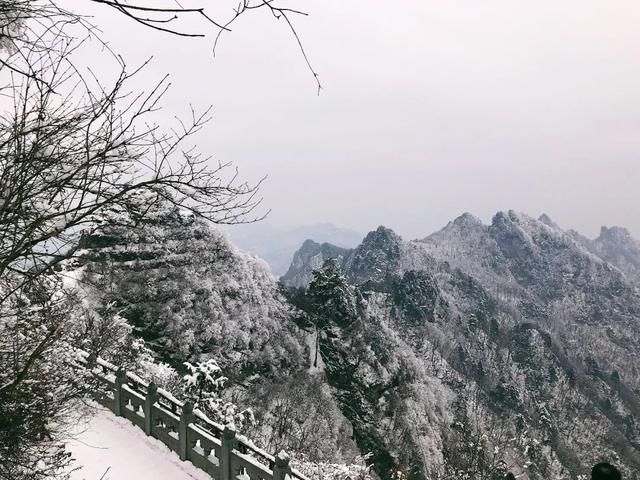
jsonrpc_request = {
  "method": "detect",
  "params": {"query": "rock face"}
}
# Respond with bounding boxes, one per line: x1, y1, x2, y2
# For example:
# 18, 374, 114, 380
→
281, 239, 352, 288
343, 226, 403, 286
285, 211, 640, 480
229, 222, 363, 277
571, 225, 640, 284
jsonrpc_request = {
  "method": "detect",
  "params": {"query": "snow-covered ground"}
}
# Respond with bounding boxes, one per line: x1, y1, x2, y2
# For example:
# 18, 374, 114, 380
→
65, 406, 210, 480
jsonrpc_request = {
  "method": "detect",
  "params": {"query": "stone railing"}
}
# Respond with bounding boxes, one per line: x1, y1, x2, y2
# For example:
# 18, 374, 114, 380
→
76, 352, 309, 480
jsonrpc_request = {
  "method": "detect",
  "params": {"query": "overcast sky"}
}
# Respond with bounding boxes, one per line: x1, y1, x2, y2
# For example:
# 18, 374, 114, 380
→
74, 1, 640, 239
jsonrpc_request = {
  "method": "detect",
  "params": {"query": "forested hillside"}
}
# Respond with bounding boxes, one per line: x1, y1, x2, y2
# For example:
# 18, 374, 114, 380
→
71, 198, 362, 469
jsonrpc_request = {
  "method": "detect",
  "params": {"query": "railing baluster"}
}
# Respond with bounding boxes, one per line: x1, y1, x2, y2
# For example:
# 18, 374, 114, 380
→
179, 401, 194, 461
221, 426, 237, 480
203, 444, 213, 458
144, 382, 158, 436
272, 451, 291, 480
113, 368, 126, 417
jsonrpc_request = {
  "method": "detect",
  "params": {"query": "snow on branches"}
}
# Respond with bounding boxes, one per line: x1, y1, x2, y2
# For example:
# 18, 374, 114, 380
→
183, 359, 254, 431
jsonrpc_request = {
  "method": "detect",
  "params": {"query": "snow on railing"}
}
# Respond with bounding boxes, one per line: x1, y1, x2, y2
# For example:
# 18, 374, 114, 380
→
76, 350, 310, 480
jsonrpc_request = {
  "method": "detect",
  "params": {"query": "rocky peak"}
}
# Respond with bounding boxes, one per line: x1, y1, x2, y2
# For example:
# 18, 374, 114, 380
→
452, 212, 484, 229
590, 226, 640, 283
360, 226, 402, 250
538, 213, 553, 225
489, 211, 536, 258
343, 226, 403, 286
422, 213, 485, 241
599, 225, 634, 243
568, 225, 640, 283
538, 213, 563, 231
491, 210, 571, 253
299, 238, 321, 252
280, 226, 406, 289
280, 240, 351, 288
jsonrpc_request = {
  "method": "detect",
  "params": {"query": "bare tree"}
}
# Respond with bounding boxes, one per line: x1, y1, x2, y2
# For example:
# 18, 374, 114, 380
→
0, 274, 93, 480
87, 1, 321, 92
0, 0, 321, 93
0, 51, 263, 480
0, 1, 319, 477
1, 54, 264, 291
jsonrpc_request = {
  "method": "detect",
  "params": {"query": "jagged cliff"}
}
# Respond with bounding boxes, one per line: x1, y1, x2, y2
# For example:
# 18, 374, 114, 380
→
569, 225, 640, 284
281, 239, 352, 288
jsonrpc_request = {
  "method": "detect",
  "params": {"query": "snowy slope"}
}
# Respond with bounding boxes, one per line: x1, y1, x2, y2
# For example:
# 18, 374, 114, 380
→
65, 406, 209, 480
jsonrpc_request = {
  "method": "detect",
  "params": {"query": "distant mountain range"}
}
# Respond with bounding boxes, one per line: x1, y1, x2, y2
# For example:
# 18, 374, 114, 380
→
283, 213, 640, 289
228, 222, 364, 276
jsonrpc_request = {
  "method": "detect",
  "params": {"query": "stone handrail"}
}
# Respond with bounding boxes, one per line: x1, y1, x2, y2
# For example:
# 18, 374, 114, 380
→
76, 351, 309, 480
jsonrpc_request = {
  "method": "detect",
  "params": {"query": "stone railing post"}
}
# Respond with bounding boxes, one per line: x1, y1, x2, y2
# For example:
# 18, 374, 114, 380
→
86, 352, 97, 369
179, 401, 194, 461
144, 382, 159, 436
113, 368, 126, 416
220, 425, 237, 480
272, 450, 291, 480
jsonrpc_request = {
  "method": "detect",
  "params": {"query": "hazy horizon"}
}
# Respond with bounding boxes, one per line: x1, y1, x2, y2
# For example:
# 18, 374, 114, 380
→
70, 1, 640, 240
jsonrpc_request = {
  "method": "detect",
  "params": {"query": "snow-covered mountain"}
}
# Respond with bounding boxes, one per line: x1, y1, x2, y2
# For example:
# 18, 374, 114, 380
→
229, 222, 363, 277
569, 225, 640, 284
284, 211, 640, 479
76, 203, 304, 371
72, 206, 640, 480
281, 239, 352, 288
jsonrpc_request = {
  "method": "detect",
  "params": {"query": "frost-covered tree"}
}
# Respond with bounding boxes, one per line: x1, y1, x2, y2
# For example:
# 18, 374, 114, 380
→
302, 259, 360, 368
0, 1, 321, 93
246, 372, 360, 463
0, 275, 92, 480
76, 197, 306, 373
292, 454, 375, 480
307, 259, 360, 328
183, 359, 254, 431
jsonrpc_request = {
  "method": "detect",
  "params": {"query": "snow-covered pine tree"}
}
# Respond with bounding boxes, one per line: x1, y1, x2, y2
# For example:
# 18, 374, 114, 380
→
306, 258, 360, 329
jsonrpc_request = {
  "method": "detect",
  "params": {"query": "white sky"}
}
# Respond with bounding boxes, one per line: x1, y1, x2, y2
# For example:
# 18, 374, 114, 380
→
69, 1, 640, 239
